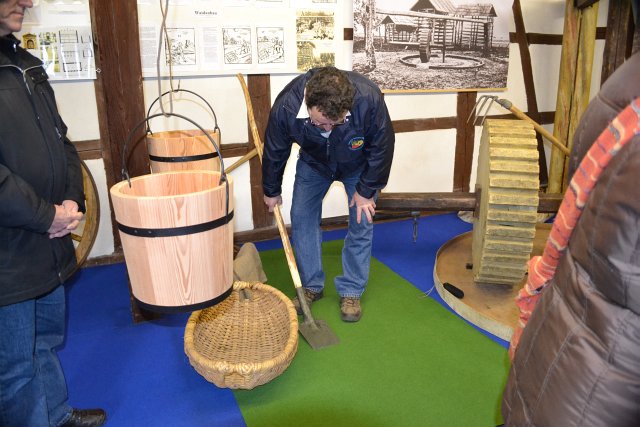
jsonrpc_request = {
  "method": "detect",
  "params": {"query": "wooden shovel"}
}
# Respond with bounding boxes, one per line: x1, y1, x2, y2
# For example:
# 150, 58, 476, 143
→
237, 74, 339, 350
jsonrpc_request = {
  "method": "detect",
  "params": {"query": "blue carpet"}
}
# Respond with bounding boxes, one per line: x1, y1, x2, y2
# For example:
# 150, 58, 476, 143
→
59, 213, 508, 425
62, 265, 245, 426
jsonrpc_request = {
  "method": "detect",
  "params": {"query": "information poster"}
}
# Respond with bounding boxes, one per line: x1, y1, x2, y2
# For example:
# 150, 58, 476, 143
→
18, 0, 96, 81
137, 0, 346, 77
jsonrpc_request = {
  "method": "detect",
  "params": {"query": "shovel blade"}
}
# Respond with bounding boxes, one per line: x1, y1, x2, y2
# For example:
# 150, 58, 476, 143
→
298, 319, 340, 350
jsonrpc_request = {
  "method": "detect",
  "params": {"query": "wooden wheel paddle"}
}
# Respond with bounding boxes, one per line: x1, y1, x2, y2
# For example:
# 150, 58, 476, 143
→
71, 160, 100, 271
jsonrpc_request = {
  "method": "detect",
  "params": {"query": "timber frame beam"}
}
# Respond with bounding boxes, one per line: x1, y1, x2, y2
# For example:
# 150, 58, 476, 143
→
377, 192, 563, 213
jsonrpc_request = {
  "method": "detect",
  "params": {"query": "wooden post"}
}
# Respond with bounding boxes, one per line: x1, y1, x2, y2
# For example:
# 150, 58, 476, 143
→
364, 0, 377, 71
453, 92, 477, 192
89, 0, 148, 253
482, 22, 489, 57
600, 0, 635, 84
89, 0, 158, 323
441, 20, 447, 62
549, 0, 599, 193
247, 75, 272, 229
512, 0, 549, 188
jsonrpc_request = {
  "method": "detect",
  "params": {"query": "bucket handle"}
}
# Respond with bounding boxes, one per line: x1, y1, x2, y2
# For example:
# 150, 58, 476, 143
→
121, 112, 230, 218
145, 88, 220, 137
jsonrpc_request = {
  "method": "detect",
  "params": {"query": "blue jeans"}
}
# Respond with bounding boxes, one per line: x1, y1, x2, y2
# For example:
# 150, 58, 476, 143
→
0, 286, 72, 427
290, 159, 374, 298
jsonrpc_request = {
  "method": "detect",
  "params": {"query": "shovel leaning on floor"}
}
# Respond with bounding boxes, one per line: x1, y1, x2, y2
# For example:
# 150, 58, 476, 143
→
271, 204, 340, 350
236, 74, 339, 350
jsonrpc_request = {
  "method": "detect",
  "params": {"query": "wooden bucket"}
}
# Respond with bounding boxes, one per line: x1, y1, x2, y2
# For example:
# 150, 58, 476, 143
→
110, 170, 234, 312
147, 129, 221, 173
145, 88, 221, 173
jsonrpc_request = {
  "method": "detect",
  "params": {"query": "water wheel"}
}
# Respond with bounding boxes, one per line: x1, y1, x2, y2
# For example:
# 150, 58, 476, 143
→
471, 119, 539, 285
418, 17, 433, 63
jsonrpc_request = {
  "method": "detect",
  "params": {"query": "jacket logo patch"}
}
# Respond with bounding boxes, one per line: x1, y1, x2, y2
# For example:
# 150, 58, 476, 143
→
348, 137, 364, 151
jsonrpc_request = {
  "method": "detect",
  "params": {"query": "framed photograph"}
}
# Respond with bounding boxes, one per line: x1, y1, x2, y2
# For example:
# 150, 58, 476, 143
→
352, 0, 512, 93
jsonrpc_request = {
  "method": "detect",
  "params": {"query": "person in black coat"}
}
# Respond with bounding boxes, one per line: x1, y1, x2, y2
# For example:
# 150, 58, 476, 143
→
0, 1, 105, 425
262, 66, 395, 322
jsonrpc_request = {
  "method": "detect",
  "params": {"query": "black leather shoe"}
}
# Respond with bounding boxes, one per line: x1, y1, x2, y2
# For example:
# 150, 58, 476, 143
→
61, 409, 107, 427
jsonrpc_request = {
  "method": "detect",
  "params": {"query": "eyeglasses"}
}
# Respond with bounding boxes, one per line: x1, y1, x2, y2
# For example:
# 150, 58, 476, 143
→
308, 117, 347, 129
307, 108, 348, 129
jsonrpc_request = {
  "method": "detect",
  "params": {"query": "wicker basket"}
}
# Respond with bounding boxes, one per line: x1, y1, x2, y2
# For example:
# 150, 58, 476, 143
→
184, 281, 298, 389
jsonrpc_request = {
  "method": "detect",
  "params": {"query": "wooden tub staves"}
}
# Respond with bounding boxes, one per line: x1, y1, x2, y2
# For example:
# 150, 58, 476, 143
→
147, 129, 221, 173
110, 170, 234, 312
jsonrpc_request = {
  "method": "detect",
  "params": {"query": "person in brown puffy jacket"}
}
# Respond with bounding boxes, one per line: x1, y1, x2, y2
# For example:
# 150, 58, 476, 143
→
501, 52, 640, 426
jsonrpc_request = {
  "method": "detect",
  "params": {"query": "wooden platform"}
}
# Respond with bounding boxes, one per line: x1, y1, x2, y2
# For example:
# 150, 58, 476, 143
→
433, 223, 551, 341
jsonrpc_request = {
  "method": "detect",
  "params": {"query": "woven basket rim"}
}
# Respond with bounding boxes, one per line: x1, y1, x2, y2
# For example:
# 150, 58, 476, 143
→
184, 281, 299, 372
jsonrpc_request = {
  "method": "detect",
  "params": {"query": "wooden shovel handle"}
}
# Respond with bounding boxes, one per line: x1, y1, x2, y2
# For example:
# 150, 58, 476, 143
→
236, 73, 304, 290
273, 205, 304, 289
236, 74, 264, 161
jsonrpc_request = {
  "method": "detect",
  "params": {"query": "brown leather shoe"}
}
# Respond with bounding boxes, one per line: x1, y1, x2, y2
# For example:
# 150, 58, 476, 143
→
61, 409, 107, 427
340, 297, 362, 322
292, 288, 323, 315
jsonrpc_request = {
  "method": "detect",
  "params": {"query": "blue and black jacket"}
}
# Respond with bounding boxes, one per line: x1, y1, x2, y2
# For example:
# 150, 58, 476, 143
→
262, 68, 395, 199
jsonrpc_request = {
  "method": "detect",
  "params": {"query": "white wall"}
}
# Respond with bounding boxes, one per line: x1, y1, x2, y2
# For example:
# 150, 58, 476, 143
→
50, 0, 609, 260
52, 81, 115, 259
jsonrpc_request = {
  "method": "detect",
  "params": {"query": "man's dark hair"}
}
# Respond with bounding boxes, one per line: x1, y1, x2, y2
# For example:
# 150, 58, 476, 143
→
305, 67, 354, 121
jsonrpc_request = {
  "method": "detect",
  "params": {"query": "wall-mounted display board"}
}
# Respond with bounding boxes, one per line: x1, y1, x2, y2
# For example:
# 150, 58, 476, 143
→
137, 0, 347, 77
17, 0, 96, 81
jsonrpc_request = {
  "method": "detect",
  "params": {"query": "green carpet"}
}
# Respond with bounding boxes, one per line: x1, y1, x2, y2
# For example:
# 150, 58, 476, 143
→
233, 240, 510, 427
